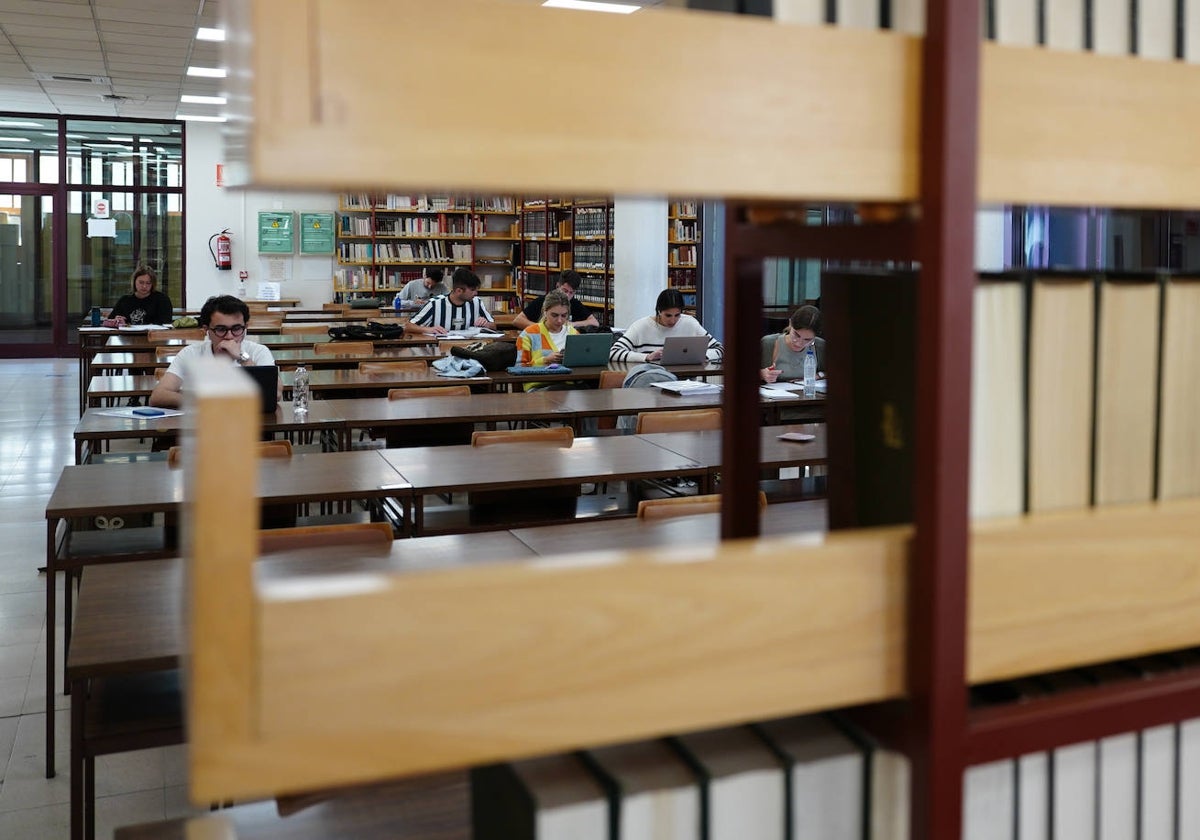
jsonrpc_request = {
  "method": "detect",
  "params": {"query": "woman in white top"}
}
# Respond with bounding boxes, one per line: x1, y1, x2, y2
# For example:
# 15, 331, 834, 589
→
608, 288, 723, 364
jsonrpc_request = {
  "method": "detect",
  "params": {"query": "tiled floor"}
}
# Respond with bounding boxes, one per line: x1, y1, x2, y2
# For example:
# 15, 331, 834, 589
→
0, 359, 205, 839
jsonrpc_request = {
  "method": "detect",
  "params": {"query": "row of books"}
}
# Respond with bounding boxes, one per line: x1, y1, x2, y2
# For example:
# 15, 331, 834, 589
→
573, 206, 610, 238
574, 274, 609, 301
338, 194, 519, 213
670, 200, 698, 217
522, 241, 571, 268
670, 244, 698, 267
670, 218, 699, 242
668, 268, 698, 288
337, 241, 472, 263
573, 242, 608, 270
373, 214, 472, 236
333, 267, 376, 290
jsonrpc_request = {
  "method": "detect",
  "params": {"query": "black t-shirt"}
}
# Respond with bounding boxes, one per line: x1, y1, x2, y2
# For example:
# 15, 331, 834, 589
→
109, 290, 174, 325
522, 296, 591, 323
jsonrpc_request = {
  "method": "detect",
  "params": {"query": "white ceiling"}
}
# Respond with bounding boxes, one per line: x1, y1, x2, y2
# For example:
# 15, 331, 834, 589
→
0, 0, 222, 120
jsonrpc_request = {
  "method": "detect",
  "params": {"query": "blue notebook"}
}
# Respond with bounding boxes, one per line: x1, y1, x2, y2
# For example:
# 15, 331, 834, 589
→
506, 365, 573, 376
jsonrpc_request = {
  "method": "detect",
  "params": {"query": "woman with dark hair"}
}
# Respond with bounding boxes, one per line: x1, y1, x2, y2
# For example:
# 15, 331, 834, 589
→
609, 288, 723, 364
105, 266, 174, 326
761, 304, 825, 383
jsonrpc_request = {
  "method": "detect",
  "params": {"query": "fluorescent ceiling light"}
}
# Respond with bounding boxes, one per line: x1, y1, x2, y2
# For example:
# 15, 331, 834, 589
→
176, 114, 227, 122
542, 0, 641, 12
180, 94, 227, 105
187, 66, 227, 78
0, 120, 44, 128
107, 136, 133, 142
196, 27, 225, 41
0, 137, 31, 142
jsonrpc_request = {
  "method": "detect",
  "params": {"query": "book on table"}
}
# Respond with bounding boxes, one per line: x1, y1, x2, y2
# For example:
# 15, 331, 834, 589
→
651, 379, 722, 396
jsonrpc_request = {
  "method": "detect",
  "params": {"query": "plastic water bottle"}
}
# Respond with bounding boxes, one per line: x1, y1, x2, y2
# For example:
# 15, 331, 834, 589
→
393, 292, 403, 312
89, 306, 101, 327
293, 365, 310, 415
803, 344, 817, 398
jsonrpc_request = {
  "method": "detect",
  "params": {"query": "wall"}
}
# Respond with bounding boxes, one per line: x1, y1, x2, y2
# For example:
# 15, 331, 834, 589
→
613, 197, 668, 328
185, 122, 335, 309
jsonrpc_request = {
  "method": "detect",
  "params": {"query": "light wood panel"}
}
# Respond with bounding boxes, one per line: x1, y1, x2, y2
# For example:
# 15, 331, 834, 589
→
1094, 280, 1160, 505
231, 0, 921, 201
1028, 277, 1094, 512
969, 499, 1200, 682
969, 280, 1025, 519
1157, 281, 1200, 498
185, 358, 260, 792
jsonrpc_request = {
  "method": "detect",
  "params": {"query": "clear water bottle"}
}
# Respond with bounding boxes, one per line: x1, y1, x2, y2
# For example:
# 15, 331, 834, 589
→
293, 364, 310, 415
803, 344, 817, 398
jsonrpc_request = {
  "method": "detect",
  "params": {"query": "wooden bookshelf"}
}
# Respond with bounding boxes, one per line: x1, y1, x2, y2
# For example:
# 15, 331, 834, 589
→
210, 2, 1200, 837
669, 199, 701, 318
334, 193, 521, 313
518, 197, 614, 323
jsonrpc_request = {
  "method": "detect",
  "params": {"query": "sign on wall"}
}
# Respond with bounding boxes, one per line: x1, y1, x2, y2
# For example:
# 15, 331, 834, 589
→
257, 211, 294, 253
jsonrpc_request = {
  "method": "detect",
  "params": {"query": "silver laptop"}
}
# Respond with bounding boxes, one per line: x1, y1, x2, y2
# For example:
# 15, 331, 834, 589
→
562, 332, 614, 367
660, 335, 710, 365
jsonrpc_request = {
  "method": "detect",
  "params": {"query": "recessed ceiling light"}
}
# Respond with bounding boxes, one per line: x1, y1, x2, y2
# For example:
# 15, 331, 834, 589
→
176, 114, 228, 123
180, 94, 227, 105
0, 137, 31, 142
542, 0, 641, 12
196, 27, 225, 41
186, 66, 227, 78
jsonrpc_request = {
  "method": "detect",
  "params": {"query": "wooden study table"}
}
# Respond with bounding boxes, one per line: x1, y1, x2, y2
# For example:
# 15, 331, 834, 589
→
103, 333, 431, 350
380, 434, 711, 535
280, 367, 492, 398
73, 401, 344, 463
43, 450, 408, 773
69, 559, 184, 840
487, 360, 724, 391
643, 423, 828, 470
92, 344, 444, 374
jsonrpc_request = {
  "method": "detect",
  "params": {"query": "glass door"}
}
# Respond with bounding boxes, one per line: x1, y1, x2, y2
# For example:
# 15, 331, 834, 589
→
0, 189, 54, 351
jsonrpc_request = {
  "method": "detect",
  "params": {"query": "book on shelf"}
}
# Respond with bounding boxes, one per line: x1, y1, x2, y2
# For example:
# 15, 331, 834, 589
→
582, 739, 700, 840
472, 754, 607, 840
1157, 278, 1200, 499
670, 726, 785, 840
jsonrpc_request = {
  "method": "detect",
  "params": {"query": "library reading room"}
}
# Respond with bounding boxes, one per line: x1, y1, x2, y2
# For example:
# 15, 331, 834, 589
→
1, 0, 1199, 838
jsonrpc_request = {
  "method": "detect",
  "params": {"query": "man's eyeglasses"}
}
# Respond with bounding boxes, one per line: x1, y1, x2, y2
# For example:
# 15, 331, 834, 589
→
209, 324, 246, 337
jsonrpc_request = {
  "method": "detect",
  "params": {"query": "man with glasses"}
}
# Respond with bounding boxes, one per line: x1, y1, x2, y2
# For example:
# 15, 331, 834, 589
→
149, 295, 278, 408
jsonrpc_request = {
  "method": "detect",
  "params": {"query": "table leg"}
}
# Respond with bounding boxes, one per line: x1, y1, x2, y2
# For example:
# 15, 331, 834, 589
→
70, 678, 83, 840
46, 519, 57, 778
85, 754, 95, 840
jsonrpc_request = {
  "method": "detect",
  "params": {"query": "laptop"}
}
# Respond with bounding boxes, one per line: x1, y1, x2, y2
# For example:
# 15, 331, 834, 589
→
659, 335, 710, 365
242, 365, 279, 413
562, 332, 615, 367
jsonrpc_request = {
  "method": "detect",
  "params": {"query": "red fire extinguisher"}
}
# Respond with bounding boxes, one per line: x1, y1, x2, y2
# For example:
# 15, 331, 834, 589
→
209, 229, 232, 271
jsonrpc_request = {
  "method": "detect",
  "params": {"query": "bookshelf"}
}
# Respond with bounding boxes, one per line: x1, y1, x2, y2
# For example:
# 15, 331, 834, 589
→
211, 2, 1200, 838
334, 193, 521, 313
668, 199, 701, 319
518, 198, 614, 323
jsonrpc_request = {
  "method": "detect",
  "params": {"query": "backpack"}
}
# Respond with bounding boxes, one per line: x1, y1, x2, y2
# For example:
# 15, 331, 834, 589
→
450, 339, 518, 372
621, 363, 678, 389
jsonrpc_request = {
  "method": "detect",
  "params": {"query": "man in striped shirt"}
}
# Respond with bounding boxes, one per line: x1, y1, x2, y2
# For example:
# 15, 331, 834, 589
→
406, 268, 494, 336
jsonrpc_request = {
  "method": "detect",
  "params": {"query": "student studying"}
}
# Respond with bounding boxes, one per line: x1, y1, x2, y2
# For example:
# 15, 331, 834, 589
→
149, 295, 279, 409
103, 265, 174, 327
406, 268, 494, 336
516, 289, 580, 391
609, 288, 724, 364
761, 305, 826, 383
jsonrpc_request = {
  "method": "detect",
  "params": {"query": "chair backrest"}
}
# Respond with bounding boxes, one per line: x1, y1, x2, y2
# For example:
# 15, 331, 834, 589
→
387, 385, 471, 399
471, 426, 574, 447
322, 303, 351, 313
149, 328, 204, 342
281, 323, 333, 335
258, 521, 394, 554
635, 408, 723, 434
636, 491, 767, 520
358, 360, 428, 374
168, 439, 292, 469
598, 369, 627, 390
313, 341, 374, 356
154, 345, 177, 359
246, 302, 271, 312
254, 315, 284, 330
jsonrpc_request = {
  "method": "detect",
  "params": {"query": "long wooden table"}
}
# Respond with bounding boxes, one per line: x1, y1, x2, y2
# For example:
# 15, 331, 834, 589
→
92, 345, 445, 374
43, 450, 409, 774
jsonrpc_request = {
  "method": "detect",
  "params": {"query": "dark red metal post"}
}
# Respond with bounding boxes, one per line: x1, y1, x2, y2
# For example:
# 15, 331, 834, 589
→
909, 0, 980, 836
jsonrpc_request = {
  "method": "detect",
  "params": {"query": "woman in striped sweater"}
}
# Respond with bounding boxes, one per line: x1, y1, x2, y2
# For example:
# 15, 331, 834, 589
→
608, 288, 724, 364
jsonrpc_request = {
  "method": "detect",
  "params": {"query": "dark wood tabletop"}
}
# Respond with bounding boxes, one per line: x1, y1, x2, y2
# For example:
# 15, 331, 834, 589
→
641, 423, 828, 469
103, 333, 432, 350
67, 558, 183, 678
282, 368, 492, 394
326, 391, 569, 428
92, 345, 443, 372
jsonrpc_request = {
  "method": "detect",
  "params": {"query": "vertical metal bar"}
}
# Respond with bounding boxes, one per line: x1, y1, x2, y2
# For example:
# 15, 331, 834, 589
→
912, 0, 979, 835
720, 205, 763, 539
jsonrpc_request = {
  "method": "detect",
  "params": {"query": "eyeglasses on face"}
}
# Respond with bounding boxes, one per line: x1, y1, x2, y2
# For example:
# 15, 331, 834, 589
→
209, 324, 246, 337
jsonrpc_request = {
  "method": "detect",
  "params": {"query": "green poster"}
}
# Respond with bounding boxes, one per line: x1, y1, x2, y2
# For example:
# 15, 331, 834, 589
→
300, 212, 335, 254
258, 211, 294, 253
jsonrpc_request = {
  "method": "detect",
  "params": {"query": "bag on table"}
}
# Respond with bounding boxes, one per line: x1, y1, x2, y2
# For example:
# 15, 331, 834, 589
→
450, 339, 517, 372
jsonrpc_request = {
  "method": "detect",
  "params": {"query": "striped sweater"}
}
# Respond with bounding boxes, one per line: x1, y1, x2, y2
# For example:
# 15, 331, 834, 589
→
609, 314, 724, 364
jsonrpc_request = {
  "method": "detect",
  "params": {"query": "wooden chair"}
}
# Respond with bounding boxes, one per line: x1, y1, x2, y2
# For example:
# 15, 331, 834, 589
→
253, 315, 284, 330
636, 491, 767, 521
471, 426, 574, 447
387, 385, 471, 399
322, 302, 351, 313
168, 439, 292, 469
635, 407, 723, 434
358, 360, 427, 374
314, 340, 374, 356
149, 328, 203, 342
258, 521, 393, 554
280, 323, 333, 335
154, 345, 177, 359
596, 368, 628, 431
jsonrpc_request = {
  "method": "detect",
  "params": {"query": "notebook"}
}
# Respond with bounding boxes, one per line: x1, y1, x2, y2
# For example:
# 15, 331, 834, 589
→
242, 365, 279, 413
660, 335, 710, 365
562, 332, 614, 367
